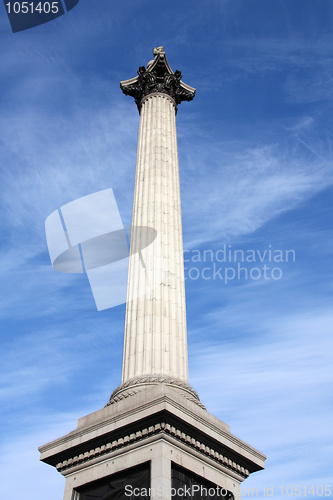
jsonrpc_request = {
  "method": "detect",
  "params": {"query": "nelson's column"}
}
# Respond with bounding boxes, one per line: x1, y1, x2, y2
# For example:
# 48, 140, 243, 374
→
39, 47, 266, 500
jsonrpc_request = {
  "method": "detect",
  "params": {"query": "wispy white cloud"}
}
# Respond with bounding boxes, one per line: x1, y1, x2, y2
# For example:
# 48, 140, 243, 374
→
0, 411, 80, 500
181, 136, 333, 247
1, 321, 120, 407
0, 73, 139, 319
188, 305, 333, 493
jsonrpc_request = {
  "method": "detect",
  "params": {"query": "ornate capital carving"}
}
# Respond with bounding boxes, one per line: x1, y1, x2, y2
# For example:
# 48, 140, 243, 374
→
120, 47, 195, 112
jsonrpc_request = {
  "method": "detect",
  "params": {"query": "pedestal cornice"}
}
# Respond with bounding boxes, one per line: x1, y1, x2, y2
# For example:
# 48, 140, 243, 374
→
39, 385, 266, 480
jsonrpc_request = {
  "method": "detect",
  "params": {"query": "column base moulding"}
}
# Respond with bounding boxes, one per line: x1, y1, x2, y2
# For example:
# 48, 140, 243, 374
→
107, 377, 205, 409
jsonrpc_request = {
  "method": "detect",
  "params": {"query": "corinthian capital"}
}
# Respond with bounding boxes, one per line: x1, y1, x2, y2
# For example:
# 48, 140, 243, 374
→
120, 47, 196, 111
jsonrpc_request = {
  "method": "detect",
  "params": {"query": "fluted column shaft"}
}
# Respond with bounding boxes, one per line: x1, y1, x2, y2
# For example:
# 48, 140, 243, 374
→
122, 93, 188, 384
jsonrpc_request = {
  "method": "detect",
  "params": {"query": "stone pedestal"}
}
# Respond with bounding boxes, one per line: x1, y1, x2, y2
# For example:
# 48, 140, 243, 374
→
39, 385, 265, 500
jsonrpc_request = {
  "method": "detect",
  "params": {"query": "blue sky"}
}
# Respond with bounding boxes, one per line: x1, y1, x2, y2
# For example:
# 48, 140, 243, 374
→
1, 0, 333, 498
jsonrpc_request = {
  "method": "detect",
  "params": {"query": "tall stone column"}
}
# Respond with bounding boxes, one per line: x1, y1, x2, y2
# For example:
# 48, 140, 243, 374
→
124, 92, 187, 382
109, 47, 201, 405
39, 49, 266, 500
